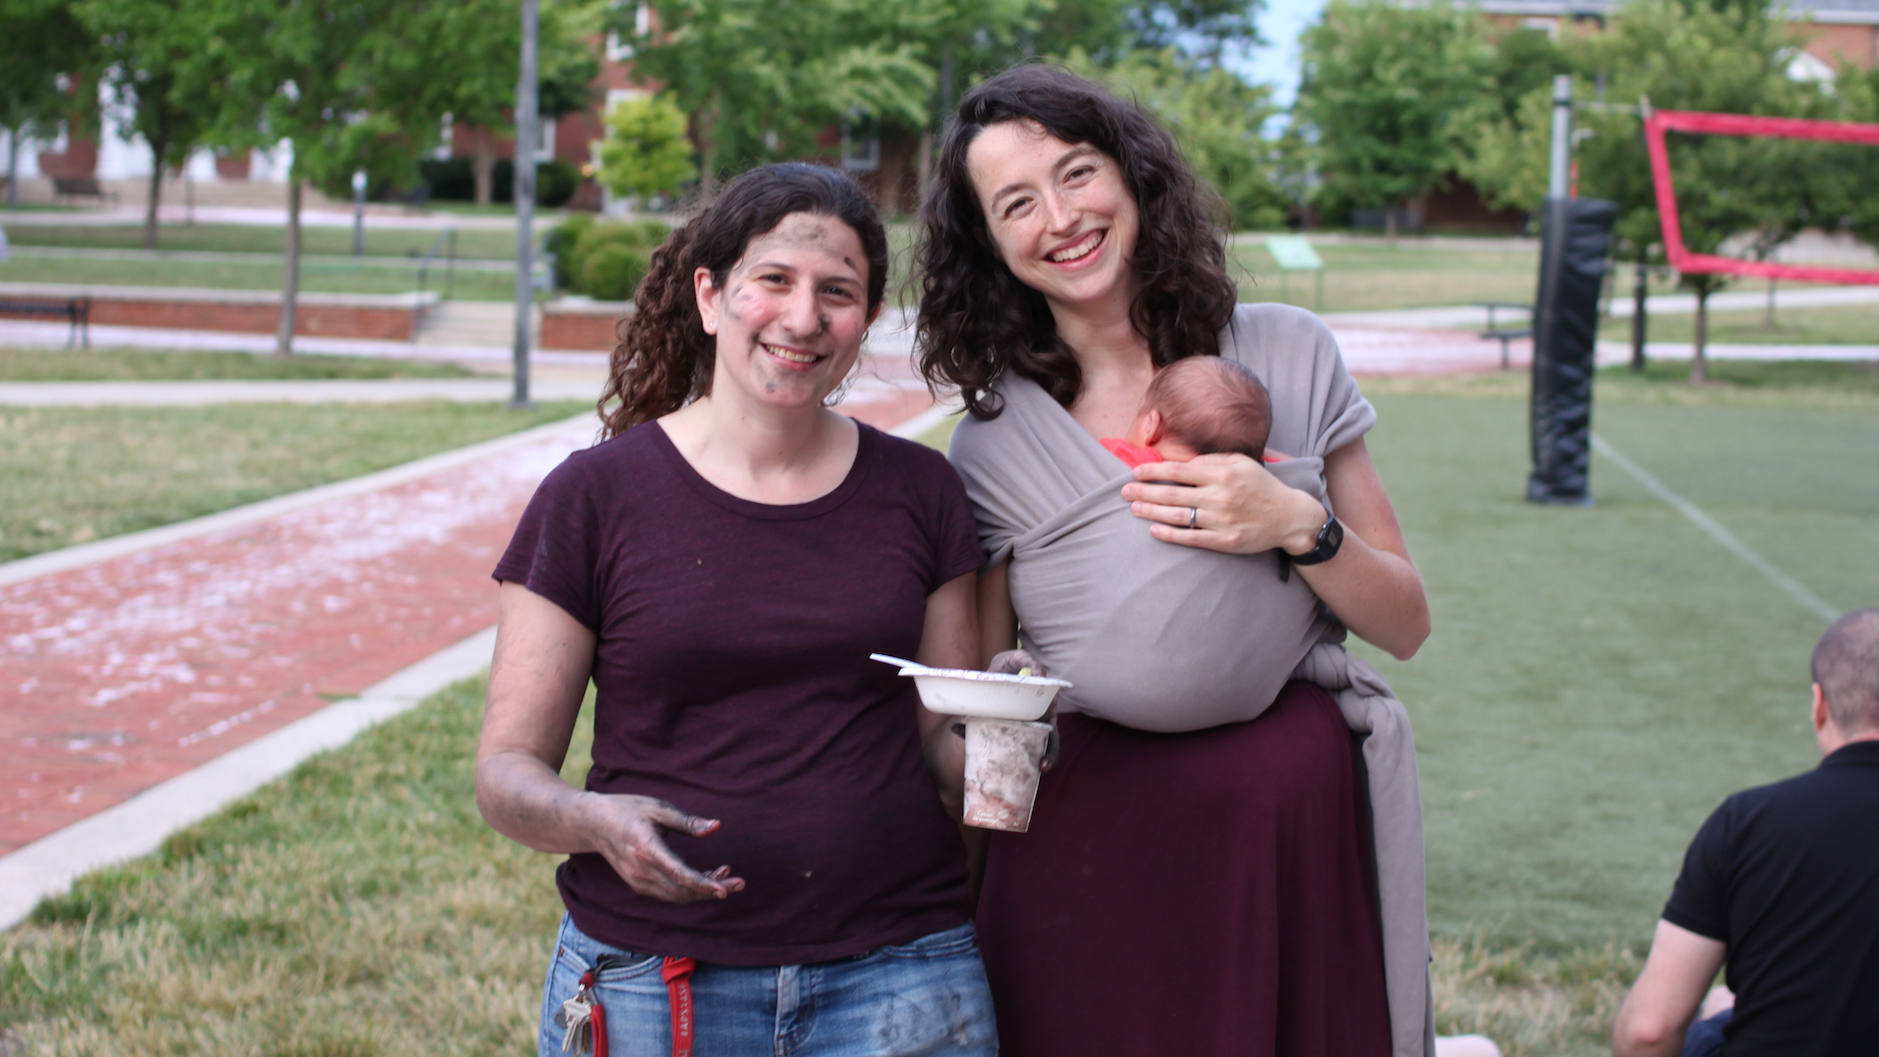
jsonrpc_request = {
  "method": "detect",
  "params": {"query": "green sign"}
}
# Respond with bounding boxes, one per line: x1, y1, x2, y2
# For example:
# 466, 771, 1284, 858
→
1262, 235, 1324, 272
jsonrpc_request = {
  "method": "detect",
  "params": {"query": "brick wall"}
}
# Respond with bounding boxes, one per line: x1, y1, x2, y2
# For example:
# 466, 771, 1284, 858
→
541, 300, 632, 351
0, 285, 433, 340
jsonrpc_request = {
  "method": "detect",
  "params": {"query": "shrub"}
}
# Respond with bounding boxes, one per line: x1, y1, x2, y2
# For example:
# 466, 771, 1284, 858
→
548, 216, 669, 300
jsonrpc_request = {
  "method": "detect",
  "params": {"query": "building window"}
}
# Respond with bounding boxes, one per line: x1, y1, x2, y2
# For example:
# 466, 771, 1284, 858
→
537, 120, 557, 163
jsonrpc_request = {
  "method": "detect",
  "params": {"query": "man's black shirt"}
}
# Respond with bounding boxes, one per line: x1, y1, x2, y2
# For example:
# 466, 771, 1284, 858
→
1663, 740, 1879, 1057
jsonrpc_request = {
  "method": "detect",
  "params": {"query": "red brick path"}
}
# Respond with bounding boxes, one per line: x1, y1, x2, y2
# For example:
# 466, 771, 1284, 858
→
1, 380, 934, 855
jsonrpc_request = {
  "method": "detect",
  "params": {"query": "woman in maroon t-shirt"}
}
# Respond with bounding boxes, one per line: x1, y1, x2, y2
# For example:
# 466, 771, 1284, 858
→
475, 164, 997, 1057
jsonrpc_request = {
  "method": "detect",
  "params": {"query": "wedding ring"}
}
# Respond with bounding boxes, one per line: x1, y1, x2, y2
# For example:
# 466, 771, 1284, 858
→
1188, 506, 1200, 529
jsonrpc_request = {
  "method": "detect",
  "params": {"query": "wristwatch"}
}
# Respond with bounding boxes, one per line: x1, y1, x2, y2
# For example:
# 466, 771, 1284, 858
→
1289, 514, 1344, 566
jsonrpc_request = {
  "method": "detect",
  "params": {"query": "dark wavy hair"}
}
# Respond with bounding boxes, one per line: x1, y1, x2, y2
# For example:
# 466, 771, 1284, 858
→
915, 64, 1240, 418
598, 163, 889, 438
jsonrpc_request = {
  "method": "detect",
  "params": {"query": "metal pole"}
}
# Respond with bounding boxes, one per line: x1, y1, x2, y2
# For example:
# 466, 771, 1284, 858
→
350, 169, 366, 257
1630, 260, 1648, 371
1548, 75, 1572, 200
512, 0, 539, 408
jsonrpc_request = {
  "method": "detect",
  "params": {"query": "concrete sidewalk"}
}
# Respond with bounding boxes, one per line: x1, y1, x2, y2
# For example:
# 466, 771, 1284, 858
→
0, 393, 946, 929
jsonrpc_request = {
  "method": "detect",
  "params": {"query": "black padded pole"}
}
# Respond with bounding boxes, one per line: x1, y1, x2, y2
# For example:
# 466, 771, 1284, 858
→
1527, 197, 1617, 505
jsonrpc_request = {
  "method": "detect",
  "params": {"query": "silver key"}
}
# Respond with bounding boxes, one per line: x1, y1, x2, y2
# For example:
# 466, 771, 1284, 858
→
557, 990, 595, 1054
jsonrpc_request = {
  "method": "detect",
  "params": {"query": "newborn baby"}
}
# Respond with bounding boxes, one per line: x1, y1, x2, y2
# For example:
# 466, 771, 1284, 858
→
1101, 355, 1273, 468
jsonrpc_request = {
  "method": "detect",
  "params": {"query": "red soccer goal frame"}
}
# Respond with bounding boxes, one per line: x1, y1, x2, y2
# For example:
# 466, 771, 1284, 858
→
1645, 108, 1879, 286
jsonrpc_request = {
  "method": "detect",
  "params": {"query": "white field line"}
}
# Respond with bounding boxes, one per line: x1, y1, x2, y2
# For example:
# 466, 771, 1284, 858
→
1592, 434, 1838, 623
0, 399, 947, 931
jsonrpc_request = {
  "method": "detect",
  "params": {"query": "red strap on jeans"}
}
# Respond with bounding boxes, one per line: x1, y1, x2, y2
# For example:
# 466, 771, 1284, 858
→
661, 956, 697, 1057
579, 970, 609, 1057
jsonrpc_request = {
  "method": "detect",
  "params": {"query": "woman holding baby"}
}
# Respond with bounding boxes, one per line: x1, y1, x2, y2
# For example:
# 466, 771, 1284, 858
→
917, 65, 1434, 1057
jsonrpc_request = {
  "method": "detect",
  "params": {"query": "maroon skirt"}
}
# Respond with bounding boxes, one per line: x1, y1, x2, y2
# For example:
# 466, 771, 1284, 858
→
975, 680, 1392, 1057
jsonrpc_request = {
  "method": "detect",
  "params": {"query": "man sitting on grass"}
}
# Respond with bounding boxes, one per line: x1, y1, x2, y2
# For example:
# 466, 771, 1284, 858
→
1612, 608, 1879, 1057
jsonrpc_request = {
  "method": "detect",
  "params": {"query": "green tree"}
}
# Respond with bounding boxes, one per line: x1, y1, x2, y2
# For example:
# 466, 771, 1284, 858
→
1453, 25, 1575, 213
1071, 47, 1285, 230
425, 0, 601, 206
1568, 0, 1834, 380
1295, 0, 1495, 238
77, 0, 227, 249
596, 95, 695, 202
0, 0, 94, 207
201, 0, 455, 354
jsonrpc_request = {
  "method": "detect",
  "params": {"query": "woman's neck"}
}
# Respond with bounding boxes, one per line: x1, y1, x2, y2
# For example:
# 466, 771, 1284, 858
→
1050, 292, 1157, 440
1049, 292, 1150, 374
659, 392, 858, 505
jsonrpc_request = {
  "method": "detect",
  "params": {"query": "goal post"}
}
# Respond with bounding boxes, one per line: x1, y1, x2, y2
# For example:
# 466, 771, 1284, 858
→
1645, 108, 1879, 286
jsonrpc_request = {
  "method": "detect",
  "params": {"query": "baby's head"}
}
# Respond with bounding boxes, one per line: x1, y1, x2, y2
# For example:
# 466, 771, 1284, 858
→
1125, 356, 1271, 462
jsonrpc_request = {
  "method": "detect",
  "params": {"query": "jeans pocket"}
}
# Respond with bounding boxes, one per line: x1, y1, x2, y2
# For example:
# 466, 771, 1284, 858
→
877, 922, 979, 961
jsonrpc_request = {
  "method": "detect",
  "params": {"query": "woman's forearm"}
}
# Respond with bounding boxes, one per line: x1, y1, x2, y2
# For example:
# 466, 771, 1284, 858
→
1295, 439, 1430, 659
1290, 529, 1429, 659
476, 751, 604, 854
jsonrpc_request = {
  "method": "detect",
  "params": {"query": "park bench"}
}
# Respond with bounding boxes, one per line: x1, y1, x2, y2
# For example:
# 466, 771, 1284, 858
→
0, 295, 92, 348
51, 176, 118, 206
1476, 301, 1531, 370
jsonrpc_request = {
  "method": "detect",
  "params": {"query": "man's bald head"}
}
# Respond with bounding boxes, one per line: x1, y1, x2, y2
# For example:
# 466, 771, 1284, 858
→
1812, 609, 1879, 736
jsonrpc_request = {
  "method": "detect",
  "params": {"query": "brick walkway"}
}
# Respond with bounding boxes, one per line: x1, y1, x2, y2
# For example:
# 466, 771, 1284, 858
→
0, 372, 934, 857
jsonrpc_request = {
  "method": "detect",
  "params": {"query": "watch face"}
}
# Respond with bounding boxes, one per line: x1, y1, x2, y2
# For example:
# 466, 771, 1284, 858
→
1321, 515, 1344, 551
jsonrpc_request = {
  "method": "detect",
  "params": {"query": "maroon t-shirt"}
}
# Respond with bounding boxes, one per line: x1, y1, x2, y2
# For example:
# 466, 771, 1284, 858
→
493, 420, 983, 965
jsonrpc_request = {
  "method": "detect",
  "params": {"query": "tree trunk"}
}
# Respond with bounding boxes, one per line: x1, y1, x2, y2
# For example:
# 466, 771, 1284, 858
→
276, 177, 303, 357
1384, 206, 1397, 243
915, 130, 932, 213
1690, 286, 1709, 385
472, 127, 497, 207
1763, 277, 1776, 330
6, 128, 18, 209
142, 141, 166, 251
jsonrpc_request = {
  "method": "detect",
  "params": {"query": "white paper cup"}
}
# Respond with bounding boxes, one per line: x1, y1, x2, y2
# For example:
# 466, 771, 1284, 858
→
962, 718, 1053, 832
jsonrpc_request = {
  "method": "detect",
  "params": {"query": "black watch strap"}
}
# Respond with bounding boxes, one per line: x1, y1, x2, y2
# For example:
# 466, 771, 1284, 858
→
1289, 514, 1344, 567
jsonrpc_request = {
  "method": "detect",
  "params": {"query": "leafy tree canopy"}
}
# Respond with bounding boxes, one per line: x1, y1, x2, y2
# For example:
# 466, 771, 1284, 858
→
1295, 0, 1495, 222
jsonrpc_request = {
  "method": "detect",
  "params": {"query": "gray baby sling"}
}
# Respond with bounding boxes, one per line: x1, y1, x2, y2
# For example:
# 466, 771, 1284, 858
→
948, 303, 1436, 1057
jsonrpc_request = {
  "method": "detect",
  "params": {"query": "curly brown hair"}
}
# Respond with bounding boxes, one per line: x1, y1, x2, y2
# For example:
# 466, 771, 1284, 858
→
598, 163, 889, 439
915, 64, 1240, 419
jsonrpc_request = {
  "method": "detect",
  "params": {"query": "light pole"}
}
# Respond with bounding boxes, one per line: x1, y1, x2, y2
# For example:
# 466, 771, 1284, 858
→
350, 169, 367, 257
511, 0, 540, 409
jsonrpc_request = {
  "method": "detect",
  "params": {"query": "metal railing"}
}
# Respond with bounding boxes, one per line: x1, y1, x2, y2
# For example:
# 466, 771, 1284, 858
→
415, 228, 459, 301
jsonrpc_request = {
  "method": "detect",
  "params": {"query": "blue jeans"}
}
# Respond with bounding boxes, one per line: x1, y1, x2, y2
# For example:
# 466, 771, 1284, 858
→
1681, 1009, 1731, 1057
538, 915, 998, 1057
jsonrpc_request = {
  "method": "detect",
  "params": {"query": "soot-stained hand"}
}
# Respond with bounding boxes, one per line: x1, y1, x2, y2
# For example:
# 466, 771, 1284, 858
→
584, 792, 746, 904
961, 649, 1059, 772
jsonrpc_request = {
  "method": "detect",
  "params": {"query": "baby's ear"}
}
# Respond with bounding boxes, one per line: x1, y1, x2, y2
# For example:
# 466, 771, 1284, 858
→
1136, 408, 1165, 446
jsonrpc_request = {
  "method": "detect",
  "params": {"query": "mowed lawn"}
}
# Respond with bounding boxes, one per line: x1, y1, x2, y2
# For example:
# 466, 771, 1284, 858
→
0, 400, 586, 561
2, 367, 1875, 1055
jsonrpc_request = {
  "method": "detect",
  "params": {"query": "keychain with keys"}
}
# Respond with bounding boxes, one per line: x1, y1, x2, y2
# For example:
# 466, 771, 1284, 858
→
556, 971, 608, 1056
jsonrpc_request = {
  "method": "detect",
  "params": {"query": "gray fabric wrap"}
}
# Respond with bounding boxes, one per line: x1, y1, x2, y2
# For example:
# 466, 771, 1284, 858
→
949, 303, 1435, 1057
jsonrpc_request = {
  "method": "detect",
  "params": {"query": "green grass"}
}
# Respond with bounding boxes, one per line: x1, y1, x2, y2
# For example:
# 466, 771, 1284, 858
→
1233, 241, 1558, 313
0, 254, 515, 300
2, 363, 1874, 1055
1346, 372, 1878, 1053
1598, 302, 1879, 346
0, 676, 594, 1056
0, 402, 586, 561
7, 224, 521, 260
0, 346, 474, 382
